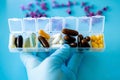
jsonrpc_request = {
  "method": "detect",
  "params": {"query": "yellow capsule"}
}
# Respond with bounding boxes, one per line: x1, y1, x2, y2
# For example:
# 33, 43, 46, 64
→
96, 40, 100, 44
94, 44, 98, 48
91, 42, 95, 45
38, 30, 50, 40
96, 35, 100, 40
99, 34, 103, 39
100, 39, 104, 44
99, 44, 104, 48
92, 43, 98, 48
91, 35, 96, 41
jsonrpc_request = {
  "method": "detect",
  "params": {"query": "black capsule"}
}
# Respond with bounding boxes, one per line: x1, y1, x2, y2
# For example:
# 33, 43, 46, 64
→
14, 37, 18, 47
38, 36, 49, 48
17, 35, 23, 48
64, 35, 76, 43
85, 36, 90, 41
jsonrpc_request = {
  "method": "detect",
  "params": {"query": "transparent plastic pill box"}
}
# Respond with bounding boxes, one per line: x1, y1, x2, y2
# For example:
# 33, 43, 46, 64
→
8, 16, 105, 53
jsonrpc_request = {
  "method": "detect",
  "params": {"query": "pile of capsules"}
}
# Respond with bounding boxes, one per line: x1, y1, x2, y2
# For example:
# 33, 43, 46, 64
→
62, 28, 91, 48
9, 28, 104, 49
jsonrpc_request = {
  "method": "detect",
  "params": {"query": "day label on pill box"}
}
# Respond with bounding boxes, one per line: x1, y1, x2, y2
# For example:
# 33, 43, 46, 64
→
8, 16, 105, 52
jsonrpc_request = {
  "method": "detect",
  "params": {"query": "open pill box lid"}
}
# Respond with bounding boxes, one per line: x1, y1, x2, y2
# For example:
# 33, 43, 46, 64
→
8, 16, 105, 33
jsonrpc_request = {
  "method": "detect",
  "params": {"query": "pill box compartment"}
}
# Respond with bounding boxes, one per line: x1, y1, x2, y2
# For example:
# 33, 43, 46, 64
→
8, 16, 105, 52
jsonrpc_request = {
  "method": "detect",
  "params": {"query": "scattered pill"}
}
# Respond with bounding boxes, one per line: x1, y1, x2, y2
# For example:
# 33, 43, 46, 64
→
66, 8, 72, 15
97, 10, 103, 15
103, 6, 108, 11
81, 2, 87, 7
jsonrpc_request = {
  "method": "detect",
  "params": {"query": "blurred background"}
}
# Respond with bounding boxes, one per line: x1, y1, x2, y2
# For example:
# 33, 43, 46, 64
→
0, 0, 120, 80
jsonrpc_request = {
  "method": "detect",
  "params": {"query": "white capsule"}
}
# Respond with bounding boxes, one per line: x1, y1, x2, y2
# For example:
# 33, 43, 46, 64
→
52, 33, 62, 44
59, 38, 64, 44
51, 44, 62, 48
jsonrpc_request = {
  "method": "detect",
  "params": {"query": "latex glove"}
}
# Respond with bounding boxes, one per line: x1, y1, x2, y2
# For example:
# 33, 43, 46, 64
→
20, 44, 83, 80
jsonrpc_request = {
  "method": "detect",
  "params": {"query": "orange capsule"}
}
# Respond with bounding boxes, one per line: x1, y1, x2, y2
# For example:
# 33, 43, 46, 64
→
38, 30, 50, 40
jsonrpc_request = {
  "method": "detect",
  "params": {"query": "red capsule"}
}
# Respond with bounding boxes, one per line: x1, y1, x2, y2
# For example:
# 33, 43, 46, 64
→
103, 7, 108, 11
97, 10, 103, 15
67, 1, 73, 7
40, 2, 48, 10
84, 6, 90, 12
28, 2, 34, 7
89, 12, 95, 16
81, 2, 87, 7
66, 9, 71, 15
21, 5, 26, 11
26, 13, 30, 17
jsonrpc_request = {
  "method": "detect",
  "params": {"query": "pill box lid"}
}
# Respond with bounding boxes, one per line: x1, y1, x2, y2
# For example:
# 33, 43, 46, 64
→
8, 18, 23, 33
64, 17, 77, 30
50, 17, 64, 32
36, 17, 50, 32
77, 16, 91, 33
23, 18, 36, 32
91, 16, 105, 33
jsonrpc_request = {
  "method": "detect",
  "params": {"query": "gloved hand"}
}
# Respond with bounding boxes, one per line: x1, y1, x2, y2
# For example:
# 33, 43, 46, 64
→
20, 44, 83, 80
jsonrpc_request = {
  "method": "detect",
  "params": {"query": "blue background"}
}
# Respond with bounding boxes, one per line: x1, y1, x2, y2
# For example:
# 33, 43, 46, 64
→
0, 0, 120, 80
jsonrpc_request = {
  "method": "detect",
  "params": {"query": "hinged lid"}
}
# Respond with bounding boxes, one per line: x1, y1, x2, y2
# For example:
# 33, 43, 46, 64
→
91, 16, 105, 33
64, 17, 77, 30
36, 17, 50, 32
23, 18, 36, 32
50, 17, 64, 32
77, 16, 91, 33
8, 18, 22, 33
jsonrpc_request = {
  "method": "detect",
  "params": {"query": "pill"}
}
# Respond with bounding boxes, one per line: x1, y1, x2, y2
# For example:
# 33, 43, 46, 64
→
59, 39, 64, 44
23, 38, 31, 48
18, 35, 23, 48
9, 34, 16, 48
81, 39, 90, 47
51, 44, 62, 48
30, 33, 36, 47
64, 35, 76, 43
78, 34, 83, 40
14, 37, 17, 47
62, 28, 78, 36
77, 34, 83, 47
38, 30, 50, 40
85, 36, 90, 41
70, 43, 77, 47
90, 35, 96, 41
52, 33, 62, 44
38, 36, 50, 48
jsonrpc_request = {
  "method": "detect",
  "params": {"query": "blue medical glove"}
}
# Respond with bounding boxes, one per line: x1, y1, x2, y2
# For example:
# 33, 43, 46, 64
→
20, 44, 83, 80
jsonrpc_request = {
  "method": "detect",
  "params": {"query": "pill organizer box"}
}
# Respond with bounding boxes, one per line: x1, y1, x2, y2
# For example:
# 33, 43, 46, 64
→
8, 16, 105, 52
